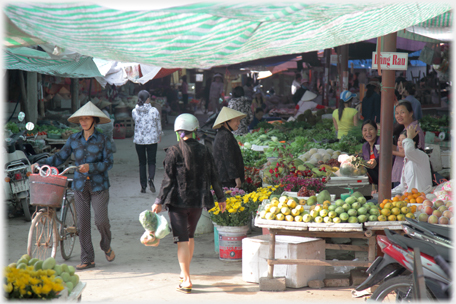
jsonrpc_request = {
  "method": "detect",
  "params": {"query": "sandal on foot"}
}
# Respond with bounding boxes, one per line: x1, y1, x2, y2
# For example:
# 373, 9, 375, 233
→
105, 248, 115, 262
76, 262, 95, 270
176, 283, 192, 294
179, 276, 184, 283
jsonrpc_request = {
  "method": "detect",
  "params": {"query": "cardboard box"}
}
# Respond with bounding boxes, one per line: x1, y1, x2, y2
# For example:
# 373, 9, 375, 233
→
242, 235, 325, 288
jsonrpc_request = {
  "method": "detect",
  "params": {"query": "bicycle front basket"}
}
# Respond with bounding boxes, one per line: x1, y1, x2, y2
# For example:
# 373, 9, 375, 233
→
30, 174, 68, 207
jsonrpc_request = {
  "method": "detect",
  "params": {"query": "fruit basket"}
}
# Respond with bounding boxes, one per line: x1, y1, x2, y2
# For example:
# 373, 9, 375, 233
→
47, 133, 62, 139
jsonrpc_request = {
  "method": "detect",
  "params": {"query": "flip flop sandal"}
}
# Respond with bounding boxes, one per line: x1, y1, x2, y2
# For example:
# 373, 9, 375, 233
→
176, 284, 192, 294
76, 262, 95, 270
105, 248, 115, 262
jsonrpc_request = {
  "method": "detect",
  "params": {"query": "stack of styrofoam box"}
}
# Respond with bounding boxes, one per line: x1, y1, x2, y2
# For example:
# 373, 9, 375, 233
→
242, 235, 325, 288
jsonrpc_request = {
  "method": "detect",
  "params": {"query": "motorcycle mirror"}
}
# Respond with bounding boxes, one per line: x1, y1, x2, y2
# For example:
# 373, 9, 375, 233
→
18, 112, 25, 122
25, 122, 35, 131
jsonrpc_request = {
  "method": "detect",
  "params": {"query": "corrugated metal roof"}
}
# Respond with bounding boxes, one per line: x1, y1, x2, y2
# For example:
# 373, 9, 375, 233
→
3, 3, 452, 68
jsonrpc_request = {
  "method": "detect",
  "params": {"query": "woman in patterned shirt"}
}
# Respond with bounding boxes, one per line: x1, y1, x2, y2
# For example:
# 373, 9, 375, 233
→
227, 86, 253, 136
32, 101, 115, 270
132, 90, 162, 193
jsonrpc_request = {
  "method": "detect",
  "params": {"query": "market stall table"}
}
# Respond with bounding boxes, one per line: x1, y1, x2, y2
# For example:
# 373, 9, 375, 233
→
254, 217, 408, 291
325, 175, 371, 198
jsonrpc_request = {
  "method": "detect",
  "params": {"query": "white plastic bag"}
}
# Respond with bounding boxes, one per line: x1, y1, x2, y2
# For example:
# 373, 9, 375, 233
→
154, 214, 171, 239
140, 230, 160, 247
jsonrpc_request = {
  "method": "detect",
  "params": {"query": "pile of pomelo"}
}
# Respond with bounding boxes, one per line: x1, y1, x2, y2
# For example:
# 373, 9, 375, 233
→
10, 254, 80, 293
258, 192, 382, 223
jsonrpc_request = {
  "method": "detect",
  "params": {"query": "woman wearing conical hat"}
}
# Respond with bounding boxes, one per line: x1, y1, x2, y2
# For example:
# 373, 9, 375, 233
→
31, 101, 115, 270
212, 107, 246, 188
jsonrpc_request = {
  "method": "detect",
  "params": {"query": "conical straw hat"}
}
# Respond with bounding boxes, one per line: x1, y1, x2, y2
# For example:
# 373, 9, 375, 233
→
212, 107, 247, 129
68, 101, 111, 124
300, 90, 317, 102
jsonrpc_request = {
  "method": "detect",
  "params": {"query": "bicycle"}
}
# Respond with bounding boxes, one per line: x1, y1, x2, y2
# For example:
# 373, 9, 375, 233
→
27, 165, 79, 261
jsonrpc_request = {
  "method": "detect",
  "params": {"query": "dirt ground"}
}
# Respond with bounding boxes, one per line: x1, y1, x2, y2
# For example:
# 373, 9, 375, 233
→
4, 114, 365, 303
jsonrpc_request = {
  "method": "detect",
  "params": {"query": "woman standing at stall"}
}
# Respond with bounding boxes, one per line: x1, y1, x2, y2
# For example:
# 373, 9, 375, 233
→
209, 74, 224, 113
228, 86, 253, 136
361, 120, 380, 186
212, 107, 246, 188
152, 113, 226, 293
132, 90, 162, 193
332, 90, 358, 139
31, 101, 115, 270
392, 125, 432, 193
391, 100, 425, 187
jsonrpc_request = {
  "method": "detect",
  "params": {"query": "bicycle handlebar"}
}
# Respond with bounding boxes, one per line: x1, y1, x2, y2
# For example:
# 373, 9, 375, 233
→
35, 165, 79, 177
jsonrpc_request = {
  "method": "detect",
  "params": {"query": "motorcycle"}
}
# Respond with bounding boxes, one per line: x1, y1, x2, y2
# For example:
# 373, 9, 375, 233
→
4, 115, 48, 221
355, 218, 451, 301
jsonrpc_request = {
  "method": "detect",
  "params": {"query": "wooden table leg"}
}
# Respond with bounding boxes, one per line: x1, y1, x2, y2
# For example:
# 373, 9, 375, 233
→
267, 230, 276, 279
368, 235, 376, 261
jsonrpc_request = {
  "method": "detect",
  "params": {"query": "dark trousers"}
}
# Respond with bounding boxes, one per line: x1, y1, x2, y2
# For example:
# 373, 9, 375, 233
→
182, 94, 189, 106
74, 182, 111, 263
135, 143, 158, 188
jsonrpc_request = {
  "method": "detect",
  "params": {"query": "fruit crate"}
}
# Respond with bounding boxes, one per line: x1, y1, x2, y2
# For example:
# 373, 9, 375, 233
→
307, 222, 363, 232
115, 118, 134, 138
47, 133, 62, 139
255, 216, 309, 231
54, 282, 86, 302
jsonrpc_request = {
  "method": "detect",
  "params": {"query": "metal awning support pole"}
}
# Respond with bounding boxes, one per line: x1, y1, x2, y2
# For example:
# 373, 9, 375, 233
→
378, 32, 397, 204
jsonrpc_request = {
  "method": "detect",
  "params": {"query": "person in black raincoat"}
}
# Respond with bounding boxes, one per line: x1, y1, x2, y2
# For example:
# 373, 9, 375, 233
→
211, 107, 246, 188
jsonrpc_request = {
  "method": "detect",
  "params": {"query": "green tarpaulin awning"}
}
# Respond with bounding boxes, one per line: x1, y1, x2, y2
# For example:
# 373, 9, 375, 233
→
4, 2, 452, 68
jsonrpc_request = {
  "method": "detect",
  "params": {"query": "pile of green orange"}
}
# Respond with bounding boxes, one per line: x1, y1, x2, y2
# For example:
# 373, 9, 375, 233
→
377, 199, 416, 221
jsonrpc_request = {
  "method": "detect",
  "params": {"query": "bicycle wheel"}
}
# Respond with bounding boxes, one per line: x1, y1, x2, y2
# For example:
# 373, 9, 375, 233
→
370, 275, 433, 302
60, 196, 78, 260
27, 210, 58, 260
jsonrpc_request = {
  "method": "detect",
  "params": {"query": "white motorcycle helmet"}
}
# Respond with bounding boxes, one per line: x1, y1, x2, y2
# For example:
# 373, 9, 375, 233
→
174, 113, 199, 132
174, 113, 199, 141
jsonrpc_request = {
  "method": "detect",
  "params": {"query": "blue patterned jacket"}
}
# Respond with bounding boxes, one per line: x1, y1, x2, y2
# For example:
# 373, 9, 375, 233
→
38, 129, 113, 192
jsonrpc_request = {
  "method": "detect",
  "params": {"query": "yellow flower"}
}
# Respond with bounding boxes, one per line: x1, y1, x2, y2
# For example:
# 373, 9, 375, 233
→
42, 283, 52, 294
228, 209, 235, 213
235, 195, 241, 199
240, 207, 245, 211
213, 210, 220, 215
4, 283, 13, 293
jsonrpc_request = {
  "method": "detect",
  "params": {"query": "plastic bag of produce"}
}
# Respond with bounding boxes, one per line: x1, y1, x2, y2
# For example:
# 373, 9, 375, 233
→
140, 230, 160, 247
139, 210, 158, 232
155, 214, 171, 239
138, 210, 171, 239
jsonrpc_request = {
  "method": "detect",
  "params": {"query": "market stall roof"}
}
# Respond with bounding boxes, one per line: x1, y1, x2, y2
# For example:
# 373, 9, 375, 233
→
3, 2, 452, 69
5, 46, 178, 87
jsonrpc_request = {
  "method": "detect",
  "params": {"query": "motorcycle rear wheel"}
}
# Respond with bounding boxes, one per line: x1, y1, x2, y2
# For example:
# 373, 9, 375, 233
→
21, 197, 32, 222
370, 275, 433, 301
60, 196, 78, 260
27, 211, 58, 260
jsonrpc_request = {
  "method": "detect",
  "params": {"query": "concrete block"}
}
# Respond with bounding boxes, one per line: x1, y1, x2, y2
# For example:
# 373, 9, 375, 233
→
324, 275, 350, 287
308, 280, 325, 289
259, 277, 286, 291
350, 269, 369, 286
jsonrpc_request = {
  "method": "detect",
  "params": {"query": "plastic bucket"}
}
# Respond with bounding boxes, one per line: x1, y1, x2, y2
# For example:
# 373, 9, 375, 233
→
217, 225, 249, 261
113, 124, 126, 139
213, 223, 219, 254
30, 174, 68, 207
194, 209, 213, 235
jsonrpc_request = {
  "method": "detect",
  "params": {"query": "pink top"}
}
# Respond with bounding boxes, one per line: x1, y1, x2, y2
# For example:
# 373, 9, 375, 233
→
391, 121, 425, 182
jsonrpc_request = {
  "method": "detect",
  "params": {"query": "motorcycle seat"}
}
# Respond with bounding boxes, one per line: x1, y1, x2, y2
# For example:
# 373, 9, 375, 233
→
405, 217, 451, 240
385, 229, 451, 262
28, 153, 49, 164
